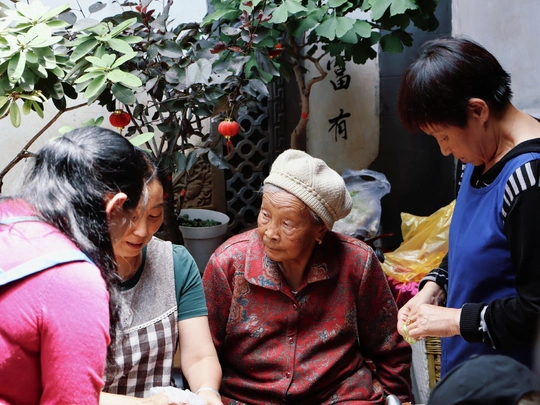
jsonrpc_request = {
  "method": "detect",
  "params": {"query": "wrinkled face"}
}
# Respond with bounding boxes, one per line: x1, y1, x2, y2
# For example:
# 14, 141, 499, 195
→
113, 179, 164, 261
257, 190, 325, 264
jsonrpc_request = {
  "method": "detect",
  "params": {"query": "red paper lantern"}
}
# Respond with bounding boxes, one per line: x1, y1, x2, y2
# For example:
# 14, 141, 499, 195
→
109, 109, 131, 132
218, 119, 240, 155
269, 42, 283, 59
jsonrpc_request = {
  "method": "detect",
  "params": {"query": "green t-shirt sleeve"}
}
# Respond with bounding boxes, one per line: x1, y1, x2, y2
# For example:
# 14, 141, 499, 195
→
172, 244, 208, 321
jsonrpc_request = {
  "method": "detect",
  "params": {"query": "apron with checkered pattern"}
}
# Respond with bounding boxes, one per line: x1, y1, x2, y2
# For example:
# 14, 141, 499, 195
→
103, 237, 178, 397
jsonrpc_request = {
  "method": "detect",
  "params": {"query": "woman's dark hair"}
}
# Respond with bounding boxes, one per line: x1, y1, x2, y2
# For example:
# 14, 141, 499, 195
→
398, 36, 513, 132
18, 127, 153, 367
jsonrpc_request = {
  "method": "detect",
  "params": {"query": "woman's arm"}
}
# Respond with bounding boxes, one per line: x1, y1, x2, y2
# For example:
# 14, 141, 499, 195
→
178, 316, 223, 405
357, 251, 412, 402
40, 263, 110, 405
480, 178, 540, 348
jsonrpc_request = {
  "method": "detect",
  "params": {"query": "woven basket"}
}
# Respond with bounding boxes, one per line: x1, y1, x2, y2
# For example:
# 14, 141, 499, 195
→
425, 336, 441, 388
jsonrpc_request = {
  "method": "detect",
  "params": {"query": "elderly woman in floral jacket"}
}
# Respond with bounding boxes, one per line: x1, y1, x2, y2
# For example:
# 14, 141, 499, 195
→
202, 149, 411, 405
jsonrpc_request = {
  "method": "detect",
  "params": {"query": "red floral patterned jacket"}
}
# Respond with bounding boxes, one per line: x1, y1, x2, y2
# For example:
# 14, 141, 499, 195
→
202, 229, 411, 405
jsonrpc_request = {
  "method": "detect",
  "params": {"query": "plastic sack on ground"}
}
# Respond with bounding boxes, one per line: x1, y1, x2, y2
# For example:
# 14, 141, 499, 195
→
333, 169, 391, 239
382, 200, 455, 283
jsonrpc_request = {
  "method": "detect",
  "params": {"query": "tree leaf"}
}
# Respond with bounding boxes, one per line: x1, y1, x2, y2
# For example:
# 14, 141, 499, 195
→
369, 0, 392, 20
221, 26, 241, 36
174, 151, 187, 173
46, 19, 70, 31
109, 17, 137, 37
208, 150, 230, 169
86, 55, 113, 68
110, 70, 142, 88
247, 78, 269, 97
129, 132, 155, 146
202, 8, 238, 26
41, 3, 71, 21
253, 49, 279, 77
285, 0, 308, 13
7, 52, 26, 84
59, 126, 73, 134
111, 51, 138, 69
52, 96, 67, 111
88, 1, 107, 14
32, 101, 44, 118
380, 32, 404, 53
0, 98, 9, 117
118, 35, 143, 44
33, 47, 56, 69
58, 11, 77, 27
0, 96, 9, 110
15, 1, 47, 21
156, 40, 184, 58
390, 0, 418, 16
165, 65, 183, 84
70, 37, 99, 62
83, 74, 107, 99
335, 16, 356, 38
186, 59, 212, 86
72, 18, 100, 32
22, 99, 32, 115
315, 16, 338, 41
328, 0, 349, 7
74, 71, 104, 83
288, 13, 319, 37
185, 151, 199, 172
19, 67, 35, 91
270, 2, 289, 24
9, 101, 21, 127
111, 83, 136, 105
107, 38, 134, 54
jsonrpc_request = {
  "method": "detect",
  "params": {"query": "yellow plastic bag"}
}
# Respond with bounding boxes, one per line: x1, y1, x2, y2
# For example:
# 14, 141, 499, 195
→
382, 200, 455, 283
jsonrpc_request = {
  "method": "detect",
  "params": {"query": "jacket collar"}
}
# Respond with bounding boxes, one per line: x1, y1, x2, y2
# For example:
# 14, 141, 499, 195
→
243, 230, 341, 292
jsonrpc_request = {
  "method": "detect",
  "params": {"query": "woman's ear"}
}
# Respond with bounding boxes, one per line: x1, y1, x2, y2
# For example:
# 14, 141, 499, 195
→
105, 193, 128, 216
468, 98, 490, 125
316, 225, 328, 243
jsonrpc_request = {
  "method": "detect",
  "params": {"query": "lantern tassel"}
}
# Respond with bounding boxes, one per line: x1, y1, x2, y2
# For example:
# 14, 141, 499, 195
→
226, 136, 234, 156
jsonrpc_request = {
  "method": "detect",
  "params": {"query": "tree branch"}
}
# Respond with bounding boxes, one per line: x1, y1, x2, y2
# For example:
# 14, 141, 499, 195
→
0, 102, 87, 192
289, 39, 328, 150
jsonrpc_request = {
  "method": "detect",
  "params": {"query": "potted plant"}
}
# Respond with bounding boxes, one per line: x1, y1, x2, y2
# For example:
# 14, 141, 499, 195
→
178, 208, 230, 273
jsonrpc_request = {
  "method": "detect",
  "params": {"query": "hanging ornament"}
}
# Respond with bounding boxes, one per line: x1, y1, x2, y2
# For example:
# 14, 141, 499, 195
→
218, 119, 240, 155
269, 42, 283, 59
109, 109, 131, 133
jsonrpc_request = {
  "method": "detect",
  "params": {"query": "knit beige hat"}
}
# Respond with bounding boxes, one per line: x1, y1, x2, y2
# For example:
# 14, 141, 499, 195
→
264, 149, 352, 229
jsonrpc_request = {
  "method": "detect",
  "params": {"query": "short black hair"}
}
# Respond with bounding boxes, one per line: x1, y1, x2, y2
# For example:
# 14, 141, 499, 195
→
398, 36, 512, 132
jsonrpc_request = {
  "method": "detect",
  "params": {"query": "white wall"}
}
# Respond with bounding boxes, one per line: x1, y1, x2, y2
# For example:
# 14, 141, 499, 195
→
452, 0, 540, 117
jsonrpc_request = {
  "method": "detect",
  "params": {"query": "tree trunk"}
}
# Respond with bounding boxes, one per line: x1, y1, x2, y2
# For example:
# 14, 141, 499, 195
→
155, 169, 184, 245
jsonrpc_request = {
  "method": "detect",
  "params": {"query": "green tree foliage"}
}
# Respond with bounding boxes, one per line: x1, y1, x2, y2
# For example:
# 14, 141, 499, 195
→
0, 0, 439, 240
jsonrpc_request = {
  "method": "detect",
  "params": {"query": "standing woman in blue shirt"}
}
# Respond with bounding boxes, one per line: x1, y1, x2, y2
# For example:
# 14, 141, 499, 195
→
397, 36, 540, 376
